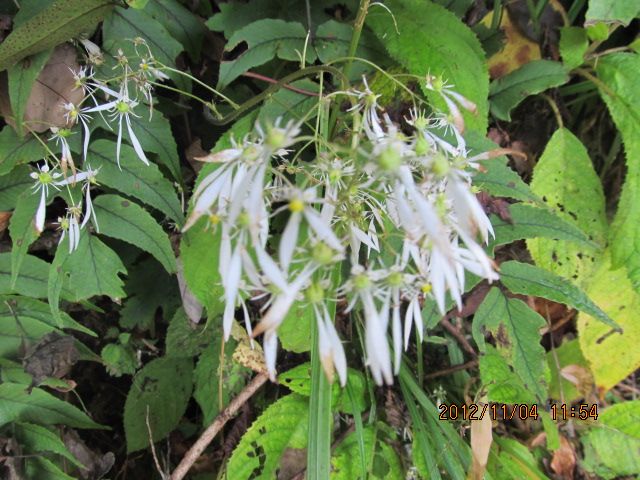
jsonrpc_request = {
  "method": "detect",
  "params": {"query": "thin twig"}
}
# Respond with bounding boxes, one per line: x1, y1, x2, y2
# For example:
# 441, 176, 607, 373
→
241, 71, 320, 96
424, 360, 479, 380
440, 318, 477, 357
146, 406, 168, 479
169, 373, 269, 480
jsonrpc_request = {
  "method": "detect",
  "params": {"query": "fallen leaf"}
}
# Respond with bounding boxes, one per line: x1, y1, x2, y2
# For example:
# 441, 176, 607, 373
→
63, 429, 115, 480
176, 258, 204, 324
470, 400, 493, 480
23, 332, 79, 390
231, 322, 267, 375
0, 211, 12, 234
550, 435, 576, 480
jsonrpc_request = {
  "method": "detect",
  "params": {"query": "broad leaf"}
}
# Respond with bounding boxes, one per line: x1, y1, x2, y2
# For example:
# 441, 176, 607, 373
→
489, 60, 569, 121
7, 49, 51, 136
585, 0, 640, 26
217, 19, 313, 89
499, 261, 616, 329
546, 339, 591, 402
165, 308, 214, 357
124, 356, 193, 452
102, 6, 187, 90
0, 253, 68, 299
227, 394, 309, 479
559, 27, 588, 69
473, 288, 549, 403
93, 194, 177, 274
367, 0, 489, 132
527, 128, 607, 286
0, 0, 114, 71
9, 189, 40, 287
474, 157, 541, 203
0, 382, 104, 429
487, 437, 550, 480
88, 140, 183, 224
595, 53, 640, 292
62, 234, 127, 301
14, 422, 84, 468
0, 165, 33, 210
258, 79, 320, 125
479, 346, 536, 404
0, 126, 46, 175
491, 203, 593, 251
144, 0, 206, 62
577, 254, 640, 391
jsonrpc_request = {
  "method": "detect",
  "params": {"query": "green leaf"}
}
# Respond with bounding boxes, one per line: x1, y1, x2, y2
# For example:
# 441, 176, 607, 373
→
559, 27, 588, 69
314, 19, 382, 66
127, 112, 183, 183
102, 6, 187, 90
367, 0, 489, 132
258, 79, 320, 125
193, 334, 249, 425
165, 308, 214, 357
278, 300, 313, 353
499, 260, 617, 329
479, 346, 536, 404
0, 382, 104, 429
93, 194, 177, 274
527, 128, 607, 286
62, 234, 127, 300
489, 60, 569, 121
101, 342, 139, 377
15, 422, 84, 468
124, 356, 193, 452
0, 253, 59, 299
585, 0, 640, 26
0, 126, 46, 175
217, 19, 314, 89
144, 0, 206, 62
472, 287, 549, 403
331, 426, 404, 480
546, 339, 590, 402
595, 53, 640, 291
491, 203, 593, 252
9, 189, 40, 287
227, 394, 309, 479
0, 0, 114, 71
577, 253, 640, 392
24, 456, 77, 480
88, 140, 183, 224
0, 165, 33, 210
206, 0, 281, 37
7, 49, 52, 136
474, 157, 541, 203
487, 437, 550, 480
582, 403, 640, 479
0, 294, 95, 357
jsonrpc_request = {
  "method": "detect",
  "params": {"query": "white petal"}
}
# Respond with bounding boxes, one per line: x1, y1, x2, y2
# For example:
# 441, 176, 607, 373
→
126, 115, 150, 165
303, 208, 343, 252
392, 298, 402, 374
263, 331, 278, 382
255, 245, 289, 292
222, 247, 242, 340
34, 189, 46, 233
279, 212, 301, 271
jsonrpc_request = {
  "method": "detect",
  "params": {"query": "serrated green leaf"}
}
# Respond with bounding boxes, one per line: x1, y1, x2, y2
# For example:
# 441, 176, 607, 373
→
218, 19, 314, 89
127, 112, 183, 183
93, 194, 176, 273
473, 287, 549, 402
499, 260, 617, 329
124, 356, 193, 452
585, 0, 640, 26
0, 382, 104, 429
491, 203, 593, 252
258, 79, 320, 125
88, 140, 183, 224
9, 189, 40, 287
0, 165, 33, 210
595, 53, 640, 292
0, 0, 114, 71
599, 400, 640, 437
101, 342, 139, 377
489, 60, 569, 121
144, 0, 205, 62
102, 6, 187, 91
367, 0, 489, 132
165, 308, 214, 357
15, 422, 84, 468
8, 49, 52, 136
479, 346, 536, 404
0, 126, 46, 175
559, 27, 588, 69
62, 234, 127, 300
0, 295, 95, 357
0, 252, 69, 299
527, 128, 606, 286
194, 334, 249, 425
314, 19, 382, 66
474, 157, 541, 203
227, 394, 309, 479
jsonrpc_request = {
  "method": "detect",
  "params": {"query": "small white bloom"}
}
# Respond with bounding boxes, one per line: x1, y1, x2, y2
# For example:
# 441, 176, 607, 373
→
30, 164, 61, 233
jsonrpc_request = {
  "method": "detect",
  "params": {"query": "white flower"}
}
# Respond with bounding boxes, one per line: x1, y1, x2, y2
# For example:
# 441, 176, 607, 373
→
314, 301, 347, 387
30, 164, 61, 233
63, 103, 92, 161
54, 167, 100, 231
57, 207, 82, 253
346, 76, 385, 141
85, 90, 149, 168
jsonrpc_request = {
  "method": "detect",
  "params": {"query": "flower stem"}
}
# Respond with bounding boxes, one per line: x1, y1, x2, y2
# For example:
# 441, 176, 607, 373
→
343, 0, 371, 81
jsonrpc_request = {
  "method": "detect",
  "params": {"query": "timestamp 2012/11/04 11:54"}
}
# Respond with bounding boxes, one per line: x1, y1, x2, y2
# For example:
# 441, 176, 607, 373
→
437, 403, 599, 421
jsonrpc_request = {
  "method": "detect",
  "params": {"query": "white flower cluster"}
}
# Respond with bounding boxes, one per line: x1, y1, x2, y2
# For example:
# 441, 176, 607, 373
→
29, 38, 164, 252
185, 76, 499, 386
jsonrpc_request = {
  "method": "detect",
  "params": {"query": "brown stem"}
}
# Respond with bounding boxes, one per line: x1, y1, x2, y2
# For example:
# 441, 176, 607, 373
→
424, 360, 479, 380
169, 373, 269, 480
241, 71, 320, 97
440, 318, 477, 358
